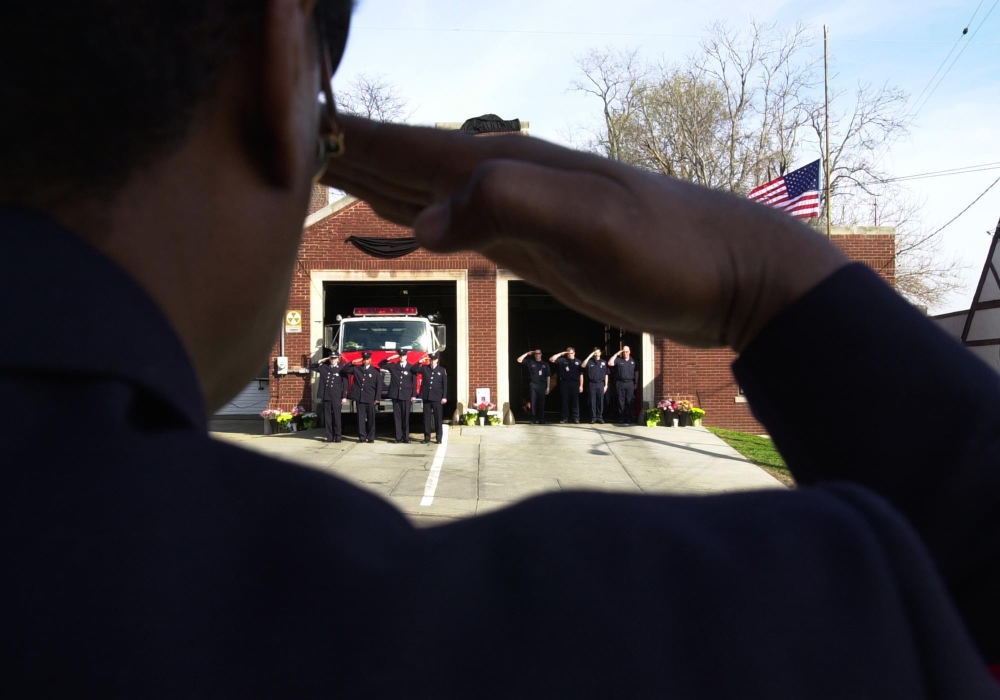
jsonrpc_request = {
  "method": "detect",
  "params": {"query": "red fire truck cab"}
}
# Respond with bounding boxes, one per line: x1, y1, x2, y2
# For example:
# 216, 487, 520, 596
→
324, 307, 447, 414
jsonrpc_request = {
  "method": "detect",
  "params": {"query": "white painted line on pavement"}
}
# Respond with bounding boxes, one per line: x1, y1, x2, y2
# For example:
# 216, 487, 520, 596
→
419, 424, 450, 506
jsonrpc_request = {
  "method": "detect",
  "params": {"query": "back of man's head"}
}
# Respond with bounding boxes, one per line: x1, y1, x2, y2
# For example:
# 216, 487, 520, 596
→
0, 1, 351, 207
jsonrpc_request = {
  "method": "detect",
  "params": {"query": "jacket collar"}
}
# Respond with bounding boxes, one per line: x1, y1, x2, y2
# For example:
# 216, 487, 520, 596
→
0, 207, 207, 430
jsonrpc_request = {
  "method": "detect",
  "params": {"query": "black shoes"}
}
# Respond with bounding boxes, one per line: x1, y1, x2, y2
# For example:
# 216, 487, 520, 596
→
421, 438, 430, 444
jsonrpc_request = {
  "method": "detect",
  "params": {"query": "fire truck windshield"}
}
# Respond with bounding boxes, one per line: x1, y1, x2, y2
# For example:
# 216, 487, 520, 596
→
341, 320, 432, 352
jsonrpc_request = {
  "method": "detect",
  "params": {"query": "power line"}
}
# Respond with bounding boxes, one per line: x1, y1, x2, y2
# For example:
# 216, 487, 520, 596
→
875, 161, 1000, 185
908, 0, 999, 120
928, 173, 1000, 238
906, 0, 983, 114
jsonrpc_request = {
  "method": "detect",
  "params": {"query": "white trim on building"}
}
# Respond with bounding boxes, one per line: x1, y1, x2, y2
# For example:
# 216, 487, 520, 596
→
309, 269, 470, 409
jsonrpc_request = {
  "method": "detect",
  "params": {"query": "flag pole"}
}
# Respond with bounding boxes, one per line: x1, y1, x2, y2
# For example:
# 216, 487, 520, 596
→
824, 25, 832, 239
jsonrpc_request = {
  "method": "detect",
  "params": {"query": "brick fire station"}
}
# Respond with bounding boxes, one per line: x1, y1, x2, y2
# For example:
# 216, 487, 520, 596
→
217, 117, 896, 433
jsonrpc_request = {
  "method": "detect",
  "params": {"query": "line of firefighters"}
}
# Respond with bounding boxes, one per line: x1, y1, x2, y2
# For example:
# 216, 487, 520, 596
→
516, 345, 639, 425
310, 350, 447, 444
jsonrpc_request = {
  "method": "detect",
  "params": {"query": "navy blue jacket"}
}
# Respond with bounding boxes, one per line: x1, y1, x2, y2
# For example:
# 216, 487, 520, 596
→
309, 360, 349, 402
419, 364, 448, 402
2, 207, 998, 697
348, 363, 382, 404
378, 357, 418, 400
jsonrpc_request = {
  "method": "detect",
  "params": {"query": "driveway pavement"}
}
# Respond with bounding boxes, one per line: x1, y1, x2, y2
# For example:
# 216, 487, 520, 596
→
210, 420, 784, 525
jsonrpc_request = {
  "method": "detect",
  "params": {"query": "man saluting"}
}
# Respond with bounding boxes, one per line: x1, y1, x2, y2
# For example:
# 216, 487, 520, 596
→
420, 353, 448, 444
379, 352, 418, 443
309, 349, 349, 442
348, 351, 381, 443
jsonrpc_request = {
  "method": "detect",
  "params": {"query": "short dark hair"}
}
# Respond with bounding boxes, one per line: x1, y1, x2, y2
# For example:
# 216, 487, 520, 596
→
0, 1, 352, 206
566, 346, 575, 352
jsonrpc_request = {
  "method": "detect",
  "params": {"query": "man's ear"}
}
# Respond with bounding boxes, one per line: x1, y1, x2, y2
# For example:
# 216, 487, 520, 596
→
251, 0, 318, 188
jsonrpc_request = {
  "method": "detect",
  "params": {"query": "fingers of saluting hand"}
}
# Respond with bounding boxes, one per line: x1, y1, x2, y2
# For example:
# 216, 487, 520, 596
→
320, 115, 600, 213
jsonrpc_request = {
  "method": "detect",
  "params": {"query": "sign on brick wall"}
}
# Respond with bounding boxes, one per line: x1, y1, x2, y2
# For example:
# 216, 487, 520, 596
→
285, 310, 302, 334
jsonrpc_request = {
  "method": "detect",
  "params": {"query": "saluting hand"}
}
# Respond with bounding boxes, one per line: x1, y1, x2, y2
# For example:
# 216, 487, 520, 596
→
323, 116, 846, 350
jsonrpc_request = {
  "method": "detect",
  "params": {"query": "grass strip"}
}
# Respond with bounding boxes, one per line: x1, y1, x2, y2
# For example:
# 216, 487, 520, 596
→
707, 427, 793, 486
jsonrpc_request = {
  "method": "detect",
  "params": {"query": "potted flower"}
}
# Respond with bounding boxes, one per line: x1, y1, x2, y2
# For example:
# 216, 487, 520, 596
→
276, 412, 293, 432
291, 405, 306, 432
475, 401, 495, 426
645, 407, 662, 427
488, 414, 502, 426
690, 407, 706, 427
260, 409, 279, 435
302, 412, 318, 430
463, 410, 479, 426
677, 400, 693, 427
657, 399, 678, 426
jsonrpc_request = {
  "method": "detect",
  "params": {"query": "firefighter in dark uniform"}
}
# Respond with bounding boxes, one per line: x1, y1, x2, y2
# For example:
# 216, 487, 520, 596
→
516, 349, 551, 424
608, 345, 638, 425
349, 350, 382, 442
582, 347, 610, 423
379, 352, 418, 443
550, 346, 584, 423
419, 353, 448, 444
309, 349, 349, 442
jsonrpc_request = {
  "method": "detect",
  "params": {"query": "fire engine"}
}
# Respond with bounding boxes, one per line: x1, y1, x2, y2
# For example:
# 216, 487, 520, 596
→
324, 307, 447, 414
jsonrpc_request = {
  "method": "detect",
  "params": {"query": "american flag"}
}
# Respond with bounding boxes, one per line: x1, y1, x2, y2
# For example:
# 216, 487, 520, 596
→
747, 160, 821, 219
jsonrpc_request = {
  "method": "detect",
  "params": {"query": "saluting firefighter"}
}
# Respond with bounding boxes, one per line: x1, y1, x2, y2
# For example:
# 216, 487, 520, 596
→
309, 349, 349, 442
550, 346, 584, 423
379, 352, 418, 443
348, 350, 382, 443
419, 352, 448, 444
581, 347, 609, 423
608, 345, 638, 425
516, 349, 551, 424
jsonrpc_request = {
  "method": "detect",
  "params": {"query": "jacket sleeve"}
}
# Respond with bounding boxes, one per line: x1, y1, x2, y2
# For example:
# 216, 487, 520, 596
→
732, 263, 1000, 663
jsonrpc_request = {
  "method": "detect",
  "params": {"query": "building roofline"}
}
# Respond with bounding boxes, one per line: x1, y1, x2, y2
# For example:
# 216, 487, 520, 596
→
304, 194, 359, 228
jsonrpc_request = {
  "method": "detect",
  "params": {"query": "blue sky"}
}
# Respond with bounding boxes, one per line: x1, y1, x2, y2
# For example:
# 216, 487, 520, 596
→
334, 0, 1000, 313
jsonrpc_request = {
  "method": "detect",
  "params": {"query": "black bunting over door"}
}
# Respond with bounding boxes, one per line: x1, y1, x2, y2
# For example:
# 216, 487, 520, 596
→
345, 236, 420, 259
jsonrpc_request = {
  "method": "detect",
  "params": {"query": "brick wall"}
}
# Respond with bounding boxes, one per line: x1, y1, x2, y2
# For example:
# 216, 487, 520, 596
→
270, 198, 498, 411
307, 185, 328, 216
273, 204, 897, 434
655, 228, 896, 433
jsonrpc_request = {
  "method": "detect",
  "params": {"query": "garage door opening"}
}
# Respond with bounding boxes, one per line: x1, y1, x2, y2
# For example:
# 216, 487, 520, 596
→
323, 281, 458, 408
507, 281, 641, 423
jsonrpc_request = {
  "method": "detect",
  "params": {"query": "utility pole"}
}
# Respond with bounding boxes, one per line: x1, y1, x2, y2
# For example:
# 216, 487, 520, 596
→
824, 25, 832, 239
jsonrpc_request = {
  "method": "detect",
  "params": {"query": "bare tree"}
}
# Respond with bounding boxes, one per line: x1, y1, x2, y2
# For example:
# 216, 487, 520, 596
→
337, 74, 410, 123
809, 82, 909, 222
571, 22, 962, 306
575, 23, 816, 192
571, 49, 647, 162
837, 190, 966, 308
